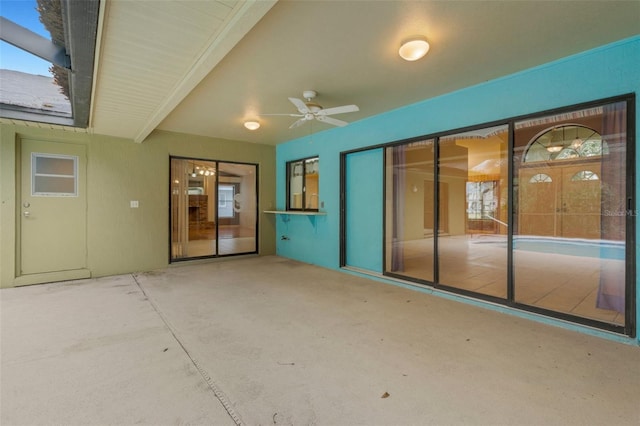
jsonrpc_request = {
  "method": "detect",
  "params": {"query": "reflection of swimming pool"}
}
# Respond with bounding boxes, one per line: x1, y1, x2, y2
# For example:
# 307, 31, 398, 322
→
513, 237, 625, 260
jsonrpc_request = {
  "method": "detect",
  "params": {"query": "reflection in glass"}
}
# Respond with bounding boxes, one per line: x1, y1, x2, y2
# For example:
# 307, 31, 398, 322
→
514, 102, 627, 326
305, 158, 319, 209
170, 158, 257, 261
437, 125, 509, 298
287, 156, 319, 210
385, 140, 435, 282
289, 160, 304, 209
218, 162, 257, 255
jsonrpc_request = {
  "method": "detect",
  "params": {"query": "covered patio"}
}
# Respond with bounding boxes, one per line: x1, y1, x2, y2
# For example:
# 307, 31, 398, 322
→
2, 256, 638, 425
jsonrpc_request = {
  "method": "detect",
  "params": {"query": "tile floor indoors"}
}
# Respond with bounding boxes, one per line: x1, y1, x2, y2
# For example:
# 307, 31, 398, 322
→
399, 235, 625, 325
1, 255, 638, 425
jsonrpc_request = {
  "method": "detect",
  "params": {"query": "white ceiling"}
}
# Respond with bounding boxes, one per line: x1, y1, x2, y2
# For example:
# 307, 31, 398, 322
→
90, 0, 640, 146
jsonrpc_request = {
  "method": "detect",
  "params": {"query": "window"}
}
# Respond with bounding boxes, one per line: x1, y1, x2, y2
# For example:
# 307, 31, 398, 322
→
287, 156, 319, 211
31, 153, 77, 196
218, 184, 235, 218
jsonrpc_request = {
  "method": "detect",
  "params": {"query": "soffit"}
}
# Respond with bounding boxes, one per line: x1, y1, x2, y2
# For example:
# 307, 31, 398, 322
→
90, 0, 276, 141
158, 0, 639, 145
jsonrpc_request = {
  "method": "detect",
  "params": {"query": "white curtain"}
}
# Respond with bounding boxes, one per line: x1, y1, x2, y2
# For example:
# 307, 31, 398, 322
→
170, 159, 189, 259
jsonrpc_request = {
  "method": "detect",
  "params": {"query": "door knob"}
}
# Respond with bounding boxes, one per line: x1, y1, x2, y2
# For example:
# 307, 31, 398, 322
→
23, 211, 30, 217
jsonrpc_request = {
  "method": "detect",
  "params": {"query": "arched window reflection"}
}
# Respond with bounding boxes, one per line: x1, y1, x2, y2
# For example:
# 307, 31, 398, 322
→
570, 170, 599, 181
528, 173, 553, 183
523, 125, 606, 163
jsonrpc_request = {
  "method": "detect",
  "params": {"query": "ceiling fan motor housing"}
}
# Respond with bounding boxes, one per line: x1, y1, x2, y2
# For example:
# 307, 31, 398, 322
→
306, 102, 322, 113
302, 90, 317, 100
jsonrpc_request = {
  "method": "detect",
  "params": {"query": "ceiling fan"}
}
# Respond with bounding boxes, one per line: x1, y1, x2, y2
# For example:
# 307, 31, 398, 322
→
263, 90, 359, 129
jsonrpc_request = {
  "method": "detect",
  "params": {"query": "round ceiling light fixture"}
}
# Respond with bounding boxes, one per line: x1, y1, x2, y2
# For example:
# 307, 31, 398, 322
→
399, 36, 430, 61
244, 121, 260, 130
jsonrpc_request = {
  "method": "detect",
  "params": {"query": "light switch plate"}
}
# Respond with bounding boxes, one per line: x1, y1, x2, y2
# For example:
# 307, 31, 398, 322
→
130, 200, 139, 208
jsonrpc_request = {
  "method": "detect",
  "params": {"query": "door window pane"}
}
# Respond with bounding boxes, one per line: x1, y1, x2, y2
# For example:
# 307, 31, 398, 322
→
32, 153, 77, 196
437, 125, 508, 298
513, 102, 627, 326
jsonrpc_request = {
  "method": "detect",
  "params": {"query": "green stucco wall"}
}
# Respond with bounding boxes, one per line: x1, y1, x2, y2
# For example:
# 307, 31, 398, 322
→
0, 126, 276, 287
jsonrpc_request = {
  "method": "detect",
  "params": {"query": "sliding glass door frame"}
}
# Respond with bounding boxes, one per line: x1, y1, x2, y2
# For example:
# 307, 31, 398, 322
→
169, 155, 259, 262
340, 94, 635, 336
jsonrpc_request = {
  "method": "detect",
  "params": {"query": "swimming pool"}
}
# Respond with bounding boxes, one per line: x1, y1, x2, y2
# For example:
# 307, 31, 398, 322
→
512, 236, 625, 260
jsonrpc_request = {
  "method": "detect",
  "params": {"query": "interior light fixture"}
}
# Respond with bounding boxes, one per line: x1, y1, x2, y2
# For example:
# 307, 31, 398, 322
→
399, 36, 430, 61
244, 121, 260, 130
571, 126, 583, 149
546, 126, 565, 153
546, 145, 563, 153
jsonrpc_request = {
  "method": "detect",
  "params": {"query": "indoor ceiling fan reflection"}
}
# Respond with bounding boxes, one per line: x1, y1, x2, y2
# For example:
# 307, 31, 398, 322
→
262, 90, 359, 129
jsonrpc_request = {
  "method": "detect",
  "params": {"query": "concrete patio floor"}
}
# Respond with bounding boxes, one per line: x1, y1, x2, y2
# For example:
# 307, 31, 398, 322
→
1, 255, 639, 425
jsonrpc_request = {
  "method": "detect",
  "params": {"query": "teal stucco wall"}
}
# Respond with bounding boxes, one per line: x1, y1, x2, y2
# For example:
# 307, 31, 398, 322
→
275, 36, 640, 344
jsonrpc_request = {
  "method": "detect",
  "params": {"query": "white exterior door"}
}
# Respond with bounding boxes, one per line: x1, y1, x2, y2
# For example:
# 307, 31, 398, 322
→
18, 139, 89, 285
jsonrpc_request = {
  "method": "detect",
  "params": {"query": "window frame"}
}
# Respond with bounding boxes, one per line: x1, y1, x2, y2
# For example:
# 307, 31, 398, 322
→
286, 155, 319, 211
31, 152, 78, 197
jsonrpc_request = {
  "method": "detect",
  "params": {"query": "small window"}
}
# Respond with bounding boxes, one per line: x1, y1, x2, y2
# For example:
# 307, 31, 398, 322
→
31, 153, 78, 196
287, 156, 319, 211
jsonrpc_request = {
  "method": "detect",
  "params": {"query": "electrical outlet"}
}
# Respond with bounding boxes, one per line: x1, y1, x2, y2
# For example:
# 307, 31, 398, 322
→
130, 200, 139, 208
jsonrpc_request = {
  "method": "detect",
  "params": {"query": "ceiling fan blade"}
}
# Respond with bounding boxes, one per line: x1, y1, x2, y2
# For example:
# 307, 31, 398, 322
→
288, 97, 310, 114
289, 118, 307, 129
317, 104, 359, 116
316, 115, 348, 127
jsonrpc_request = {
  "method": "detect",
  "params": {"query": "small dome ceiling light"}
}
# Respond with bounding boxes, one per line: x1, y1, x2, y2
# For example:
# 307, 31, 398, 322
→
399, 36, 430, 61
244, 121, 260, 130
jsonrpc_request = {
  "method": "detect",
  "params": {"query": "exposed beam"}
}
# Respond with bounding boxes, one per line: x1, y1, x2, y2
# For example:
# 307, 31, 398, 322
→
133, 0, 278, 143
0, 17, 71, 69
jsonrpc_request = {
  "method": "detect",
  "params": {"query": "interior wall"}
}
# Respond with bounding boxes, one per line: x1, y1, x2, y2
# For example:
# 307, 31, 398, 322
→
275, 36, 639, 342
0, 127, 275, 287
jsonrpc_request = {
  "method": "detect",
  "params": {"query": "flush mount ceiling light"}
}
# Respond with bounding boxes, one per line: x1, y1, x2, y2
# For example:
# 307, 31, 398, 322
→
244, 121, 260, 130
399, 36, 430, 61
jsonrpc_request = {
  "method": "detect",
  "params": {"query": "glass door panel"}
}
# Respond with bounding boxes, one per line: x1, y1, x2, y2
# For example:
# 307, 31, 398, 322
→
217, 162, 257, 255
384, 140, 435, 282
513, 102, 627, 326
171, 158, 217, 259
437, 125, 508, 298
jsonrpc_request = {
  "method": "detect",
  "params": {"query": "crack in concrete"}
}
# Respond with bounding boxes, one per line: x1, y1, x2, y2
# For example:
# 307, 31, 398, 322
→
132, 274, 244, 426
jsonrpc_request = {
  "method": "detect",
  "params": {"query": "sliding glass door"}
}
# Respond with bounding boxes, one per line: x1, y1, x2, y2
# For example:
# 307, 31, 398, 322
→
437, 125, 508, 298
513, 101, 629, 326
170, 157, 257, 261
385, 140, 435, 282
377, 96, 633, 334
